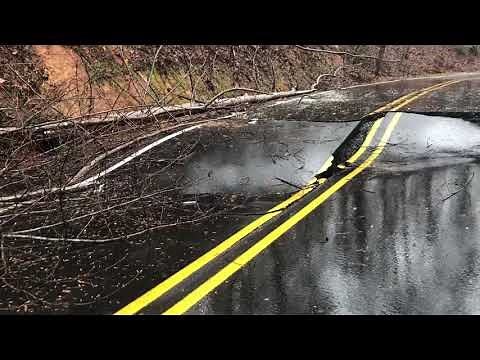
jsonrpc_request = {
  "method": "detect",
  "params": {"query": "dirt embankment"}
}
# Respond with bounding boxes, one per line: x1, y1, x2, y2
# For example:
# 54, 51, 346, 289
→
2, 45, 480, 124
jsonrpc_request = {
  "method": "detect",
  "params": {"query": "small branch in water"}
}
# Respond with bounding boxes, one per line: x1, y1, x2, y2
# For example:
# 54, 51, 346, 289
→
2, 206, 228, 243
8, 187, 179, 235
441, 172, 474, 202
274, 177, 304, 190
72, 269, 142, 306
2, 233, 118, 244
230, 208, 284, 216
361, 189, 376, 194
1, 277, 54, 306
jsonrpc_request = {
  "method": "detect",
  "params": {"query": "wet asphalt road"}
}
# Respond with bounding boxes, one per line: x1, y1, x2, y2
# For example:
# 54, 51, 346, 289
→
184, 120, 358, 195
188, 110, 480, 314
170, 76, 480, 315
8, 74, 477, 314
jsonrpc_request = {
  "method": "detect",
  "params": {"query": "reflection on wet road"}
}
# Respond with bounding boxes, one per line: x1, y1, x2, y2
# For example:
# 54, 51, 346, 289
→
190, 161, 480, 314
376, 113, 480, 172
187, 110, 480, 314
184, 120, 358, 195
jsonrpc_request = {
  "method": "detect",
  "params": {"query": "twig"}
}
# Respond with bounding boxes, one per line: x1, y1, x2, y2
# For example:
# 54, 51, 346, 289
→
2, 206, 226, 243
311, 66, 343, 90
1, 233, 121, 243
2, 277, 54, 306
361, 189, 376, 194
270, 58, 276, 91
274, 177, 304, 190
10, 187, 180, 235
144, 45, 163, 101
6, 64, 64, 117
295, 45, 400, 62
297, 66, 344, 105
1, 238, 8, 275
0, 123, 205, 202
69, 114, 236, 184
441, 172, 474, 201
73, 270, 141, 306
252, 45, 260, 88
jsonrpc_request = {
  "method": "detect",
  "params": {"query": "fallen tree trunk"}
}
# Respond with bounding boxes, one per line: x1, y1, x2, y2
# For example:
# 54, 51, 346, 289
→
0, 89, 314, 135
211, 89, 313, 107
203, 87, 272, 109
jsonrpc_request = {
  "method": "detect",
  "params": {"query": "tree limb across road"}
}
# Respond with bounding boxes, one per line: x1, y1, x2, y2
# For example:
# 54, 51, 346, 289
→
0, 88, 313, 135
204, 87, 271, 109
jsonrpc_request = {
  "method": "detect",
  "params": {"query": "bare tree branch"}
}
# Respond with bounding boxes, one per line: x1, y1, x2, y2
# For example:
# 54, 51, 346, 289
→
143, 45, 163, 101
0, 124, 204, 202
2, 206, 229, 243
311, 66, 344, 90
69, 113, 238, 184
0, 86, 315, 135
295, 45, 400, 62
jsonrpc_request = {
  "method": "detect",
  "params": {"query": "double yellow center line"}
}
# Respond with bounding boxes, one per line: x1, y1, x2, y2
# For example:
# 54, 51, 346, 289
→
345, 79, 461, 165
164, 112, 403, 314
115, 78, 461, 315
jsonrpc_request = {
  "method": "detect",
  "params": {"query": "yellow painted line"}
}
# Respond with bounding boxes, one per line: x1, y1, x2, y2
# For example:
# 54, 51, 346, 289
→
390, 80, 461, 111
372, 78, 458, 113
372, 92, 419, 113
346, 118, 384, 164
115, 118, 378, 315
115, 177, 316, 315
163, 112, 404, 315
345, 79, 459, 165
316, 80, 457, 172
115, 79, 460, 315
164, 79, 463, 315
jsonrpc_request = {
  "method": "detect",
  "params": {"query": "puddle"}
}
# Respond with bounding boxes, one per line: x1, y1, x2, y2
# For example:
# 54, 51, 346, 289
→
189, 161, 480, 315
375, 112, 480, 172
182, 120, 358, 195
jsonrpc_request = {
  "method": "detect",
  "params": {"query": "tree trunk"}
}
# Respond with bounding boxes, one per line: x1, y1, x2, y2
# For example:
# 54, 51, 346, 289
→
375, 45, 387, 76
400, 46, 411, 76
